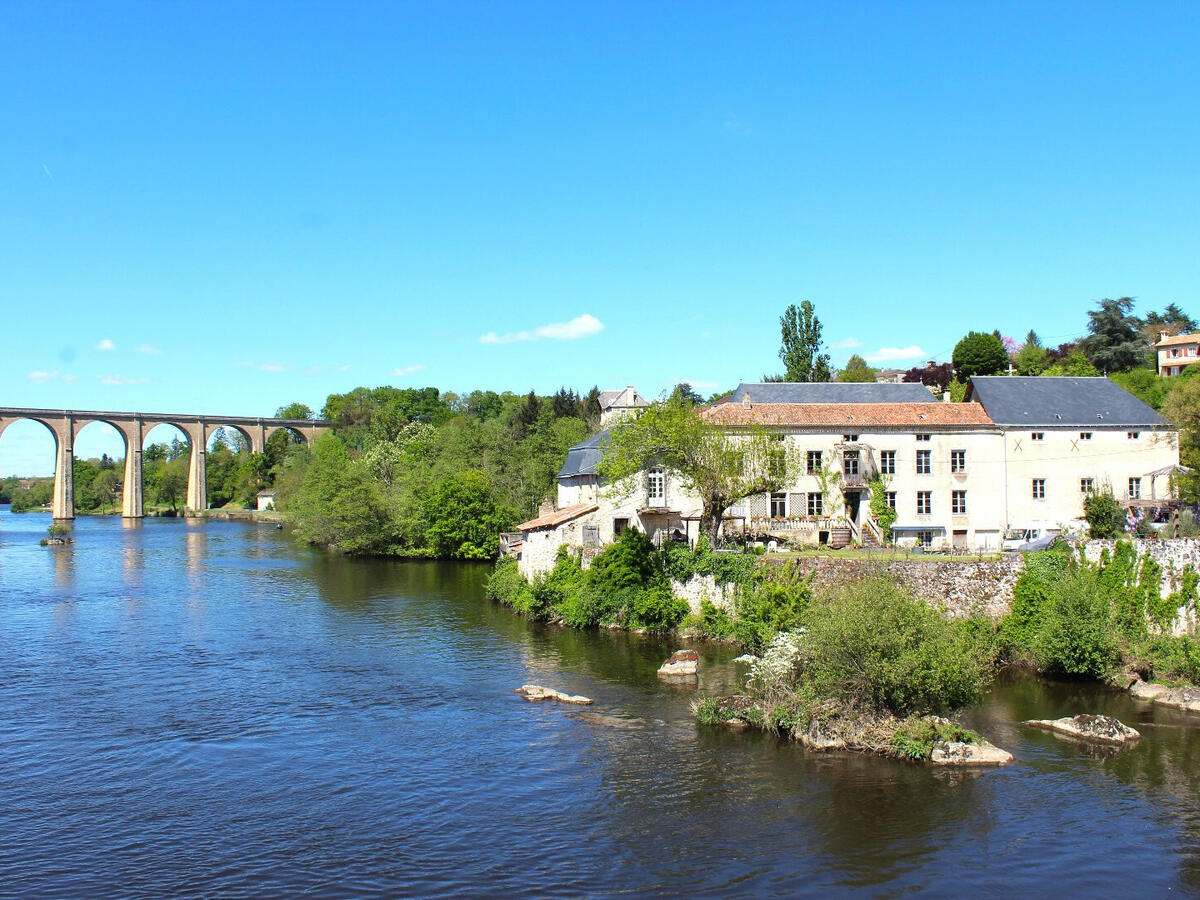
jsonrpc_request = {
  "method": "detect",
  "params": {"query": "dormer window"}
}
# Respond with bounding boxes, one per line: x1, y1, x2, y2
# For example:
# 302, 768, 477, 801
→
647, 468, 666, 506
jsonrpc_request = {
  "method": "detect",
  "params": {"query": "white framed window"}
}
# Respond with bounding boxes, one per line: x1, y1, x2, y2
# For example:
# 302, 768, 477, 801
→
1079, 432, 1092, 441
917, 530, 933, 548
916, 450, 931, 475
806, 450, 822, 474
915, 433, 931, 442
916, 491, 932, 515
770, 491, 787, 518
885, 491, 896, 509
1081, 478, 1095, 494
1128, 477, 1142, 500
843, 449, 860, 478
952, 490, 967, 515
951, 449, 966, 473
647, 467, 666, 506
1031, 432, 1044, 441
842, 433, 859, 442
880, 450, 896, 475
1127, 432, 1140, 440
807, 493, 823, 517
1032, 478, 1046, 500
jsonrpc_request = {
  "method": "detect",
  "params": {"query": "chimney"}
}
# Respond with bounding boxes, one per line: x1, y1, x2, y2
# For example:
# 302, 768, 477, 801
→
942, 392, 950, 403
742, 392, 752, 410
1159, 331, 1170, 343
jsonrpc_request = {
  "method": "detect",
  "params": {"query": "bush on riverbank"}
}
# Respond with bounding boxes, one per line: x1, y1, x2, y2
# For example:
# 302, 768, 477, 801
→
486, 532, 690, 631
999, 540, 1200, 684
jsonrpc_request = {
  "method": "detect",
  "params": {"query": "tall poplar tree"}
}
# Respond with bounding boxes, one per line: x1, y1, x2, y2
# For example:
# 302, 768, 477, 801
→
778, 301, 831, 382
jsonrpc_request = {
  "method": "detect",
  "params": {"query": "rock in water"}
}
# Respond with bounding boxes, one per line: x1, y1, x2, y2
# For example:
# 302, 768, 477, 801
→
1156, 686, 1200, 714
1130, 680, 1170, 701
516, 684, 593, 705
1023, 714, 1141, 745
658, 649, 699, 678
930, 740, 1013, 766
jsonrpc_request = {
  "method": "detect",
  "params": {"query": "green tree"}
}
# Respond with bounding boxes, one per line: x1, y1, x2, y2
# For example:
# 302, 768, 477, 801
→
422, 470, 516, 559
1084, 490, 1125, 539
1042, 349, 1100, 377
952, 331, 1008, 379
779, 301, 831, 383
276, 402, 314, 420
599, 395, 795, 538
669, 382, 704, 405
290, 434, 395, 554
1163, 376, 1200, 501
1083, 297, 1148, 373
837, 354, 877, 383
1013, 330, 1049, 376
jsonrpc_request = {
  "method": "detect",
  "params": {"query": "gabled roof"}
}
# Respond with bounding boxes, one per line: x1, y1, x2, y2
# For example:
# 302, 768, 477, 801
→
728, 381, 936, 404
598, 387, 648, 410
703, 402, 993, 429
515, 503, 598, 532
1154, 332, 1200, 348
966, 376, 1166, 427
557, 429, 609, 479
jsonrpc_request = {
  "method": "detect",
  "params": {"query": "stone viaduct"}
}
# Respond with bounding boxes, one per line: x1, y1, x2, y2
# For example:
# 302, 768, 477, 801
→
0, 407, 331, 519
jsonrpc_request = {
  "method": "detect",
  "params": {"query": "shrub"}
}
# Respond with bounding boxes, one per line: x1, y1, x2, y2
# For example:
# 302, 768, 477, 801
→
1034, 566, 1119, 678
891, 719, 981, 760
731, 567, 812, 652
588, 528, 664, 596
999, 545, 1073, 651
628, 585, 689, 630
696, 600, 734, 640
485, 557, 537, 614
799, 574, 992, 715
1084, 491, 1125, 539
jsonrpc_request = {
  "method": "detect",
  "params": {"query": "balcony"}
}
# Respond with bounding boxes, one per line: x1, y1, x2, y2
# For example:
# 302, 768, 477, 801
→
835, 444, 876, 489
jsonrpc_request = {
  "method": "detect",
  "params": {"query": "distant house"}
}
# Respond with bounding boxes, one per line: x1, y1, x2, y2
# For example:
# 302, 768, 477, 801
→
256, 489, 277, 511
598, 386, 648, 427
1154, 331, 1200, 376
875, 369, 906, 384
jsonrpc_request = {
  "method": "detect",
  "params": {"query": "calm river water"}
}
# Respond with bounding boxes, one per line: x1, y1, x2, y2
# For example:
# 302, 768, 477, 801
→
1, 512, 1199, 896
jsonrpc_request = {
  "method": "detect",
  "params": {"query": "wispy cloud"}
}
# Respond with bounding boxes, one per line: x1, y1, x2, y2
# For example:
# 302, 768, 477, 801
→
135, 343, 162, 355
98, 374, 150, 386
95, 338, 116, 351
830, 337, 863, 350
42, 163, 55, 182
480, 313, 604, 345
866, 345, 927, 363
27, 370, 76, 384
389, 364, 426, 377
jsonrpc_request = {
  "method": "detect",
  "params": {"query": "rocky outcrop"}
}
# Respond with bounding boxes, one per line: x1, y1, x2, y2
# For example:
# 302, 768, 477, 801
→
1129, 679, 1200, 713
658, 649, 699, 678
1023, 714, 1141, 745
930, 740, 1013, 766
1156, 686, 1200, 714
516, 684, 593, 704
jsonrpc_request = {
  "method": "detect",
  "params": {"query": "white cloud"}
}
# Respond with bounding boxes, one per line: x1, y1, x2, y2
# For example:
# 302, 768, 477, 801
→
135, 343, 162, 355
830, 337, 863, 350
480, 313, 604, 345
28, 370, 59, 383
257, 362, 287, 372
98, 374, 151, 386
389, 364, 426, 377
95, 338, 116, 351
865, 345, 928, 363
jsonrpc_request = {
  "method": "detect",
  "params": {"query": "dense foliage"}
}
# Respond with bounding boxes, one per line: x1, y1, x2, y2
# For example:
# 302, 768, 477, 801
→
281, 384, 596, 557
951, 331, 1009, 378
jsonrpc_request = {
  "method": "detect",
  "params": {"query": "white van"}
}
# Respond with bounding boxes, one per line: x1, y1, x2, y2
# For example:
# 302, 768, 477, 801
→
1001, 524, 1061, 552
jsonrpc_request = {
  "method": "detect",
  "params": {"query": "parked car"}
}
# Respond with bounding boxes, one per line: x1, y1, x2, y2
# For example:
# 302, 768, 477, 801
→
1001, 525, 1060, 552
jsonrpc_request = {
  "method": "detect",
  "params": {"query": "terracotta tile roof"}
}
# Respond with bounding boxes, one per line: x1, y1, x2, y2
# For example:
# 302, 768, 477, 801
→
515, 503, 598, 531
702, 401, 994, 428
1155, 332, 1200, 347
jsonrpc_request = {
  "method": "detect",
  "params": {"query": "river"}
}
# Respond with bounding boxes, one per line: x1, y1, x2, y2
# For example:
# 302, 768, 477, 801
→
1, 512, 1198, 896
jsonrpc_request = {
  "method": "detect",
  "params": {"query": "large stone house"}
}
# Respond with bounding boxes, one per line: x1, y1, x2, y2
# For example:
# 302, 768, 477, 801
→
507, 377, 1179, 577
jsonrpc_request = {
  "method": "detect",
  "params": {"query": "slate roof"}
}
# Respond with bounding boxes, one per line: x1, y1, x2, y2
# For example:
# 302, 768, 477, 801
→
704, 402, 994, 429
515, 503, 599, 532
598, 387, 649, 410
967, 376, 1166, 427
557, 429, 610, 479
728, 382, 936, 404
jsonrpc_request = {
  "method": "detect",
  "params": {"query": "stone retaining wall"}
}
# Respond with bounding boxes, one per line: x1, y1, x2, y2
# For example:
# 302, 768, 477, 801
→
674, 554, 1026, 619
1082, 538, 1200, 634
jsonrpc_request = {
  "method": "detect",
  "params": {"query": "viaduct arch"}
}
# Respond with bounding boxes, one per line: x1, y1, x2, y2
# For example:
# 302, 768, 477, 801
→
0, 407, 330, 519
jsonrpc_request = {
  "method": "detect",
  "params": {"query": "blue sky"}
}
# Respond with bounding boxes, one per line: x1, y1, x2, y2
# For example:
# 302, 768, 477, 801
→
3, 2, 1199, 474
